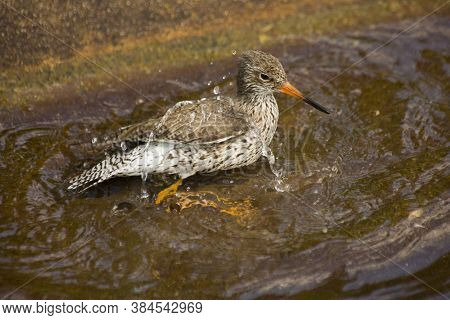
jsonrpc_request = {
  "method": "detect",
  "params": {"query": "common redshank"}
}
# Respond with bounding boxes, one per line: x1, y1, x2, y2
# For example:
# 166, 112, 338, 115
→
68, 50, 329, 203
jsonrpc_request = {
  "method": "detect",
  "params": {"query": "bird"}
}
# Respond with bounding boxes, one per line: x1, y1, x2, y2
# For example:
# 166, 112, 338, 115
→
68, 50, 329, 203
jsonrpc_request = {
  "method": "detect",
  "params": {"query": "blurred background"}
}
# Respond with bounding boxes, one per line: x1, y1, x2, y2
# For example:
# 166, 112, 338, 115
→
0, 0, 449, 299
1, 0, 448, 113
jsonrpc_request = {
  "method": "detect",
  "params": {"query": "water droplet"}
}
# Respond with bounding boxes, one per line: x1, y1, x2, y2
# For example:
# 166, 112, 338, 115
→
375, 110, 380, 116
274, 180, 285, 192
413, 223, 426, 229
140, 189, 149, 199
207, 81, 212, 86
322, 227, 328, 234
91, 137, 98, 144
222, 75, 226, 80
232, 50, 237, 55
213, 86, 220, 95
408, 208, 423, 219
158, 69, 162, 73
210, 61, 214, 65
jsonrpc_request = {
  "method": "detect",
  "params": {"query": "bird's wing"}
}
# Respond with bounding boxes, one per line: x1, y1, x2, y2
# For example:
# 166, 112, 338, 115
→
109, 100, 195, 146
96, 119, 159, 152
116, 119, 159, 143
152, 98, 249, 144
103, 98, 249, 151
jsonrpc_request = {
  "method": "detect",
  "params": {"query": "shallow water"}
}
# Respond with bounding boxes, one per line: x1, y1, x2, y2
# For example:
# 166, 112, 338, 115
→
0, 17, 449, 299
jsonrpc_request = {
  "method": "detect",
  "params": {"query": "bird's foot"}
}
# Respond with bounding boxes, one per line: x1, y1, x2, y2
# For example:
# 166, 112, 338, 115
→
155, 179, 183, 205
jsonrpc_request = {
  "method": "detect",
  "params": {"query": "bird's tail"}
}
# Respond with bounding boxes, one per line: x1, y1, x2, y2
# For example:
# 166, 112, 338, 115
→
67, 142, 177, 192
67, 152, 126, 192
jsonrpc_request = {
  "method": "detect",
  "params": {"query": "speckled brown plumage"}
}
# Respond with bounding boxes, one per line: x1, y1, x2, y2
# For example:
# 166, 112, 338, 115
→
68, 50, 329, 191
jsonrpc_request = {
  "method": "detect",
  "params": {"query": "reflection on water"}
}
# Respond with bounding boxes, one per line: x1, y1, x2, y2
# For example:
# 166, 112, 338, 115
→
0, 17, 449, 299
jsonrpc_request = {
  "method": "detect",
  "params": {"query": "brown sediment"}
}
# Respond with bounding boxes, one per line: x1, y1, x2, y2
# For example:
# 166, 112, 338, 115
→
169, 191, 256, 225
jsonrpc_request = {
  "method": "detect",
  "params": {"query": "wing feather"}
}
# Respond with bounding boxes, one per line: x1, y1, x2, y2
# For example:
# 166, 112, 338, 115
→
152, 98, 249, 144
106, 98, 249, 149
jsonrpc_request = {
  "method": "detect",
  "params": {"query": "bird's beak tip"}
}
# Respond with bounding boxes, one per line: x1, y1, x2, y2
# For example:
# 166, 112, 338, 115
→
279, 82, 330, 115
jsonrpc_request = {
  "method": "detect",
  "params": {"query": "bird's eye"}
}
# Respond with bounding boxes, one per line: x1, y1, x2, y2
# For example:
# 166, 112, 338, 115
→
260, 73, 270, 81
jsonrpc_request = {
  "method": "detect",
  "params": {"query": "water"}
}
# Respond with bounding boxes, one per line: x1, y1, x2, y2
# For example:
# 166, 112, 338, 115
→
0, 17, 449, 299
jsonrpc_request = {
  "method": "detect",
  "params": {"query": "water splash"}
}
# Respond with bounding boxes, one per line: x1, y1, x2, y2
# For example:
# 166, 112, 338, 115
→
140, 188, 150, 199
140, 171, 149, 199
262, 143, 289, 192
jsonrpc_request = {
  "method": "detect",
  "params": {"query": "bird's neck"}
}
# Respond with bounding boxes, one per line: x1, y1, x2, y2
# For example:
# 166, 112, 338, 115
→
236, 91, 279, 146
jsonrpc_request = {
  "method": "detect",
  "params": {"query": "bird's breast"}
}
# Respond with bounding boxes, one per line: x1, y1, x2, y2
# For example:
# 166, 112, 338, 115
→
253, 97, 279, 146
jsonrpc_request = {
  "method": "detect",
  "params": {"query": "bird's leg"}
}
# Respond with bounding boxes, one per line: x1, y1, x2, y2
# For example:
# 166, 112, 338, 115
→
155, 179, 183, 205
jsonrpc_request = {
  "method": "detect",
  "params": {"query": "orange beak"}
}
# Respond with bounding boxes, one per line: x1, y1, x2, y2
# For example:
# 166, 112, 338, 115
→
279, 82, 330, 114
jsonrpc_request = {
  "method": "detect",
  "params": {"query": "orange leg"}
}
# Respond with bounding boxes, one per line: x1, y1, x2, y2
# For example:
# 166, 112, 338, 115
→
155, 179, 183, 205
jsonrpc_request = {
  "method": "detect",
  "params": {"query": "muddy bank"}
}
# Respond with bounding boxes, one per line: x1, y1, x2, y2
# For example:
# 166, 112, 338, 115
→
1, 0, 448, 114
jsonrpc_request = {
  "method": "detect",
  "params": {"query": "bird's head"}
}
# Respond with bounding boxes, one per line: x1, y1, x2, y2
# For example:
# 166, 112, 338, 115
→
237, 50, 329, 114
